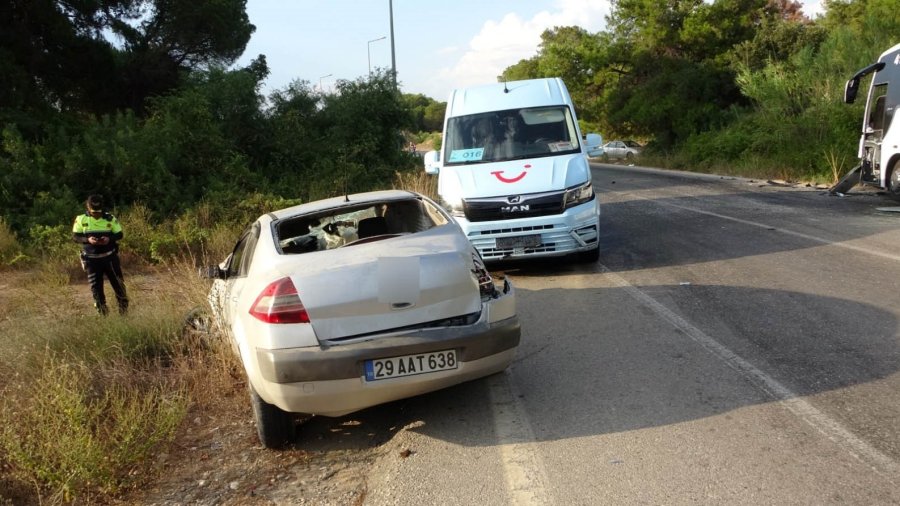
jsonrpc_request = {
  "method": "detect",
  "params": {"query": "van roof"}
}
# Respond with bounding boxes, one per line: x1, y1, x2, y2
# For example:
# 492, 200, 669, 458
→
445, 78, 573, 118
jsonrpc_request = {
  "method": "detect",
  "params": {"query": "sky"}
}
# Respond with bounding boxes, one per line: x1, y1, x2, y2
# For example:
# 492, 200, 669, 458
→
235, 0, 826, 101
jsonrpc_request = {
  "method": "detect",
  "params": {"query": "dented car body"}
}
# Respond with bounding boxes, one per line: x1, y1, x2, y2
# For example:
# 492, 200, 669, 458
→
203, 190, 520, 448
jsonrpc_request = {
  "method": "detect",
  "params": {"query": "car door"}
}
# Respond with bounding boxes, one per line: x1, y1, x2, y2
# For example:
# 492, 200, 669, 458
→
221, 223, 261, 329
607, 141, 619, 158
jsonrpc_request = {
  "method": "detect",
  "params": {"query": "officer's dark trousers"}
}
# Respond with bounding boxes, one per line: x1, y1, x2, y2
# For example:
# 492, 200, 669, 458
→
85, 255, 128, 314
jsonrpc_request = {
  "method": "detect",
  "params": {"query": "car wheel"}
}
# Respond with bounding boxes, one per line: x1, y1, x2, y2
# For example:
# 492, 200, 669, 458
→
625, 152, 634, 162
250, 384, 296, 449
602, 153, 610, 162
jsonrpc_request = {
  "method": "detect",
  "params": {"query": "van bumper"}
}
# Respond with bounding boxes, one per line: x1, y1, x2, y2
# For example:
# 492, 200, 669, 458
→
458, 197, 600, 261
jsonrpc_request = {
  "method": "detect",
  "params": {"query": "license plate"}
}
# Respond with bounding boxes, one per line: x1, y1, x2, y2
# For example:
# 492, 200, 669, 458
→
496, 234, 542, 250
364, 350, 458, 382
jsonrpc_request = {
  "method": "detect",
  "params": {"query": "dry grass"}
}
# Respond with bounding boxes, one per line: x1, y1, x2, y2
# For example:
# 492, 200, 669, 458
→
0, 254, 238, 505
825, 147, 852, 185
0, 218, 25, 267
393, 170, 438, 200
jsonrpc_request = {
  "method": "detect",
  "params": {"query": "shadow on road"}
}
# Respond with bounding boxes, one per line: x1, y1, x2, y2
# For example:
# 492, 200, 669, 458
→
292, 283, 898, 463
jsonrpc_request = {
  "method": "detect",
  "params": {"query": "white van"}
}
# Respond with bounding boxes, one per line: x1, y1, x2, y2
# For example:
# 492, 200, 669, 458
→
423, 78, 602, 262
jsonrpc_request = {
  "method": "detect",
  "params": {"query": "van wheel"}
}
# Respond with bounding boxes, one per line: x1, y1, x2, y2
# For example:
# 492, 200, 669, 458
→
250, 384, 295, 449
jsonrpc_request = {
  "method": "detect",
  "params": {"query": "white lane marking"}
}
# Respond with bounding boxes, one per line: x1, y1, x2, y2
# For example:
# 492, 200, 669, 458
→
487, 371, 552, 505
599, 264, 900, 480
615, 190, 900, 263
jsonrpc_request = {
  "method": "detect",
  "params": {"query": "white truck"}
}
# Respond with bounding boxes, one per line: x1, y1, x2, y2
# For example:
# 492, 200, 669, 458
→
423, 78, 603, 262
832, 43, 900, 195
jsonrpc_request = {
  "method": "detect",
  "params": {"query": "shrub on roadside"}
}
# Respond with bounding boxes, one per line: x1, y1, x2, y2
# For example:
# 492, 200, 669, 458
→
0, 254, 234, 504
394, 170, 438, 200
0, 218, 26, 268
0, 356, 187, 502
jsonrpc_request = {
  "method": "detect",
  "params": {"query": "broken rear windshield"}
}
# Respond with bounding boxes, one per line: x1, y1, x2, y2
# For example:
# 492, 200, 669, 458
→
275, 198, 449, 254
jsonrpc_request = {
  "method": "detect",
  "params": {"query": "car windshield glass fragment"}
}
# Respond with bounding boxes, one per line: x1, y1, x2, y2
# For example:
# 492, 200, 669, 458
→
443, 106, 580, 166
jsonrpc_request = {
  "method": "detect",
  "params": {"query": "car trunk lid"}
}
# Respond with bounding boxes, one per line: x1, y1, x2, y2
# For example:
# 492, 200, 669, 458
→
282, 227, 481, 341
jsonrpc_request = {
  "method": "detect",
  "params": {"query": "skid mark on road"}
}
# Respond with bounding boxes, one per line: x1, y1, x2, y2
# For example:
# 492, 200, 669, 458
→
487, 371, 552, 505
598, 264, 900, 481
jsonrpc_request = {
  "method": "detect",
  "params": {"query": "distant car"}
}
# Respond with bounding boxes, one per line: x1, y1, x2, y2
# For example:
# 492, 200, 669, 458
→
201, 190, 520, 448
602, 140, 642, 161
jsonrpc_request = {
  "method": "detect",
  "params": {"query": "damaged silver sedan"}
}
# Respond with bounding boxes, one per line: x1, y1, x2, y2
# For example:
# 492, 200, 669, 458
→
202, 190, 520, 448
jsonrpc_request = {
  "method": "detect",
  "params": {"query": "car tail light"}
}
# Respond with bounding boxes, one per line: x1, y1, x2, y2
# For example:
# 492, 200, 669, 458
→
471, 251, 496, 299
249, 277, 310, 324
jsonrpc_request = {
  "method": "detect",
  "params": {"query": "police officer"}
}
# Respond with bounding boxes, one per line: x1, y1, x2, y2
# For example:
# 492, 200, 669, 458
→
72, 194, 129, 315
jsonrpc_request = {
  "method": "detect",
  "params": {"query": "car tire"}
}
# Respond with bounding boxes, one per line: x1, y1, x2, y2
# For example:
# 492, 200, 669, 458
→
625, 152, 634, 162
250, 384, 296, 449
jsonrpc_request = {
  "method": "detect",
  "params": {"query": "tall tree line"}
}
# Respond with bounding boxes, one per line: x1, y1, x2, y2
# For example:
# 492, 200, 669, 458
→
501, 0, 899, 176
0, 1, 419, 239
2, 0, 899, 242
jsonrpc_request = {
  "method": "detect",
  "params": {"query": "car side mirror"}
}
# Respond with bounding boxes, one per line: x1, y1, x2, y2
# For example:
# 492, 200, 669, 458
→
199, 265, 225, 279
424, 150, 442, 175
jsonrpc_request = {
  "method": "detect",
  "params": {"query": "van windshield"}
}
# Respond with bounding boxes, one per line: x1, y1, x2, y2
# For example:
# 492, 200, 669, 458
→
443, 106, 581, 165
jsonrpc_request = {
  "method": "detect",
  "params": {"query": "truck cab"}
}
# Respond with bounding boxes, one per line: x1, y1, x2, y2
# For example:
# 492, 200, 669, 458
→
423, 78, 602, 262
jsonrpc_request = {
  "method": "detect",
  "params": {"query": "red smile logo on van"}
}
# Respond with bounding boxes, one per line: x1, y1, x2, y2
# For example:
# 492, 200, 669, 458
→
491, 164, 531, 184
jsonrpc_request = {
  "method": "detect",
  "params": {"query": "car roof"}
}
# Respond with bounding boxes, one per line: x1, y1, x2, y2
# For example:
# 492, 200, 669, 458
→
268, 190, 421, 220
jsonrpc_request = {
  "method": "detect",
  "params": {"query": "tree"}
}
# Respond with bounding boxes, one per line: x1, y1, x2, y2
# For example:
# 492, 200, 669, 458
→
0, 0, 254, 122
401, 93, 446, 132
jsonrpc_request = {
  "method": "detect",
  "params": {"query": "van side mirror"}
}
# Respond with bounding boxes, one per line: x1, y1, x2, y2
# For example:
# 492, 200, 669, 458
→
584, 133, 603, 158
424, 150, 442, 174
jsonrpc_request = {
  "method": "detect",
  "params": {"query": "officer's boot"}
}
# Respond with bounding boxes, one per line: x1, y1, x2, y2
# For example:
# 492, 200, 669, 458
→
117, 297, 129, 315
95, 302, 109, 316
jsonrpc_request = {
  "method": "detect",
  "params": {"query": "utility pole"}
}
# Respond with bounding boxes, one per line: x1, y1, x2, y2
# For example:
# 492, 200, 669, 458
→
389, 0, 397, 89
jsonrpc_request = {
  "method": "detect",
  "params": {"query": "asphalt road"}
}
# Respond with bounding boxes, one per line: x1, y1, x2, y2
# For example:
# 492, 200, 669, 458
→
360, 164, 900, 505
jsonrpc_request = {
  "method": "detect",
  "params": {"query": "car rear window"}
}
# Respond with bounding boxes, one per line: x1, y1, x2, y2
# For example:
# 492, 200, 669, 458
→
275, 198, 449, 254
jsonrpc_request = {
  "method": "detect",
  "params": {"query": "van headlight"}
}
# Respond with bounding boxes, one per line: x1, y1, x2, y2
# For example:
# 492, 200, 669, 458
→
442, 197, 467, 217
564, 182, 594, 209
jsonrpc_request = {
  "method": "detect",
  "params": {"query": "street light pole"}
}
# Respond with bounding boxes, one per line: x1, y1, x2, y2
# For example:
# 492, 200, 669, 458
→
389, 0, 396, 88
367, 36, 386, 76
318, 73, 332, 93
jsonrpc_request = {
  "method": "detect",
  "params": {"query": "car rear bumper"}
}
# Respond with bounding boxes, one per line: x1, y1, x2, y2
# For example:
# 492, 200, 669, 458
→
253, 315, 520, 416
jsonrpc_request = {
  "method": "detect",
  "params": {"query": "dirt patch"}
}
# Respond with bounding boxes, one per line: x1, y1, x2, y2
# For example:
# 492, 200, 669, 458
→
118, 381, 419, 505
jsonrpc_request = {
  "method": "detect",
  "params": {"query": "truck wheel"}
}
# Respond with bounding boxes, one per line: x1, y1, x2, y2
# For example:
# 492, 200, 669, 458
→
250, 384, 295, 449
889, 161, 900, 198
